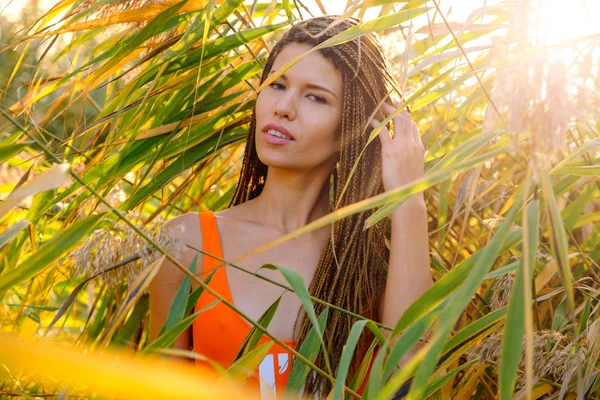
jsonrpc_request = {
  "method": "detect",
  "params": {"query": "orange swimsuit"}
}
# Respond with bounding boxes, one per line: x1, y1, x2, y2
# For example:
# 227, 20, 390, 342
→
193, 212, 296, 399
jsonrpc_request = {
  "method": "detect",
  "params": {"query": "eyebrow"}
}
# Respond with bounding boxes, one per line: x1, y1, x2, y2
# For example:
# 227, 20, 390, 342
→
268, 70, 339, 99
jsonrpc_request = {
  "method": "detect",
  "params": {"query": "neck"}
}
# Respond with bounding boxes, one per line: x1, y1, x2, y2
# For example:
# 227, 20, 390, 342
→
252, 163, 335, 234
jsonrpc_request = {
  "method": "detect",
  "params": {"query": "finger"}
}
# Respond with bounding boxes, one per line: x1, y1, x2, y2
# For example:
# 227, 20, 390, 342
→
370, 117, 392, 146
381, 101, 407, 117
379, 103, 399, 134
382, 102, 406, 129
386, 104, 413, 142
381, 102, 397, 116
411, 121, 422, 146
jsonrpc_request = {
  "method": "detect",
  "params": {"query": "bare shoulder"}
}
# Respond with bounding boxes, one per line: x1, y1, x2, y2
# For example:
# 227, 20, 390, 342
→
152, 212, 204, 287
162, 212, 202, 248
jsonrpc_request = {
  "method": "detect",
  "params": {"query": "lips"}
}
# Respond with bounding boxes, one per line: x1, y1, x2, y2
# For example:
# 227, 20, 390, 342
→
263, 123, 295, 140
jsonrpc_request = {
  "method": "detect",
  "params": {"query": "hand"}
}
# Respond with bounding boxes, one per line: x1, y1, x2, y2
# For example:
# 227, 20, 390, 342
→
370, 102, 425, 194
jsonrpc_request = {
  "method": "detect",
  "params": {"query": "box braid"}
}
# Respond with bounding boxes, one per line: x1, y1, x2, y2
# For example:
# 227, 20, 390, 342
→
228, 16, 401, 397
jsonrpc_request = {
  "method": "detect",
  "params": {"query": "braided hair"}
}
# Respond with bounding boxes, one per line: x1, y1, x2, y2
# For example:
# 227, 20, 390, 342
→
228, 16, 400, 397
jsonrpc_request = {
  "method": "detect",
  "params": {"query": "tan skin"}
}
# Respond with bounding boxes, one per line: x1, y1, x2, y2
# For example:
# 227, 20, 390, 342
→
149, 42, 432, 362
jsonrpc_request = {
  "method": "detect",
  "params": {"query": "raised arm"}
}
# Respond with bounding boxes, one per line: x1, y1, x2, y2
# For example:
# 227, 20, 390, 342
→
372, 104, 433, 364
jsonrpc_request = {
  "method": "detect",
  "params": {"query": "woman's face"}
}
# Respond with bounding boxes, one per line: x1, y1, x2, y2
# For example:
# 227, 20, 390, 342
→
255, 42, 343, 172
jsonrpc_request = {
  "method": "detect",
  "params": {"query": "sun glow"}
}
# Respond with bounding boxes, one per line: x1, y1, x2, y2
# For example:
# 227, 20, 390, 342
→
532, 0, 600, 62
441, 0, 600, 49
534, 0, 599, 45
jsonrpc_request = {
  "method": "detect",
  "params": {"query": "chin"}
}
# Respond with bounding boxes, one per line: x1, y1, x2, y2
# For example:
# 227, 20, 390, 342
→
256, 139, 292, 167
256, 152, 294, 169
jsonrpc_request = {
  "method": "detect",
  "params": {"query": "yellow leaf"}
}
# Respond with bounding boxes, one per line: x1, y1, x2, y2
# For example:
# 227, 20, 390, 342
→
223, 341, 274, 384
0, 333, 256, 399
77, 49, 143, 91
36, 0, 210, 35
20, 316, 39, 338
0, 163, 71, 220
531, 382, 553, 399
454, 365, 485, 399
534, 253, 579, 295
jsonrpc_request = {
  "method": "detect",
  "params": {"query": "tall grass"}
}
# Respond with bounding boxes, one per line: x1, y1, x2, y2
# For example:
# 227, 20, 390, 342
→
1, 0, 599, 398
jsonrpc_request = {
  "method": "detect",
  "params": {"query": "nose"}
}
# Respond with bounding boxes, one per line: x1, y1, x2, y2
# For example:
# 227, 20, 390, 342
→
273, 90, 297, 120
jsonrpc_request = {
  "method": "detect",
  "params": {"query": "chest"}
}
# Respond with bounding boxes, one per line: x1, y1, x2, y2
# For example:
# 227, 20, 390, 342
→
218, 223, 327, 341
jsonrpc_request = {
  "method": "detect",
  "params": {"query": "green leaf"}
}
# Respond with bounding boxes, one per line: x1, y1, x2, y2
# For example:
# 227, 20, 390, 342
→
162, 22, 288, 76
551, 298, 567, 332
550, 137, 600, 174
158, 0, 244, 62
282, 0, 293, 21
423, 360, 478, 398
100, 255, 166, 343
89, 288, 114, 339
284, 307, 330, 395
0, 143, 28, 164
45, 256, 140, 334
112, 292, 150, 347
551, 165, 600, 176
184, 268, 217, 316
32, 3, 190, 104
499, 191, 538, 400
483, 262, 519, 280
234, 294, 282, 361
120, 123, 247, 210
143, 299, 220, 353
141, 267, 218, 352
315, 7, 428, 49
442, 307, 507, 355
382, 304, 441, 382
578, 298, 591, 336
348, 340, 378, 395
333, 319, 369, 399
367, 341, 389, 399
85, 0, 190, 89
269, 264, 332, 375
379, 190, 523, 400
410, 70, 472, 111
158, 253, 198, 337
539, 168, 574, 311
561, 183, 596, 231
0, 213, 105, 293
226, 341, 275, 383
0, 220, 31, 250
365, 147, 506, 227
390, 227, 522, 338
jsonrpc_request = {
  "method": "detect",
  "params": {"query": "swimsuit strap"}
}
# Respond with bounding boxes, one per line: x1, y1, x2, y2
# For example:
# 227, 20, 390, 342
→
196, 211, 232, 302
198, 211, 224, 269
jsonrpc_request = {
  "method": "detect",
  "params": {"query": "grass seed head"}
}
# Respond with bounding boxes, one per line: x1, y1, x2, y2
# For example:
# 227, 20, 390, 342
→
490, 270, 516, 311
71, 212, 187, 287
466, 329, 587, 389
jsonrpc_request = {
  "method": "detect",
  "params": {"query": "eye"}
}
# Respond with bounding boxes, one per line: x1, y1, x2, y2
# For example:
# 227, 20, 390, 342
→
269, 82, 286, 90
308, 94, 327, 104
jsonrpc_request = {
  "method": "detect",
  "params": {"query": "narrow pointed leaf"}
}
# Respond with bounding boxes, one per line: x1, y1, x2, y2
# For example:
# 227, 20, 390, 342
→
159, 253, 199, 336
0, 213, 105, 293
144, 299, 220, 353
539, 168, 574, 311
284, 307, 330, 395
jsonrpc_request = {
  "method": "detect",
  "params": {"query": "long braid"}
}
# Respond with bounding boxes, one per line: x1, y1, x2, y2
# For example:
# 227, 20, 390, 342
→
228, 16, 399, 397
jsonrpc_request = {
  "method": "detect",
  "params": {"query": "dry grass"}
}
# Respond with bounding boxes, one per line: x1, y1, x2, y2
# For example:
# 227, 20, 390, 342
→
71, 213, 186, 286
467, 329, 588, 389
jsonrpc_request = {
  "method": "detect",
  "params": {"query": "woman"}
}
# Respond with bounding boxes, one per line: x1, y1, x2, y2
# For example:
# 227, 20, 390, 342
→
149, 16, 432, 399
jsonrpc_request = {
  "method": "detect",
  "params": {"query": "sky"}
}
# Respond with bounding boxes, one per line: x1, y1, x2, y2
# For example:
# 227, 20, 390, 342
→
2, 0, 599, 44
311, 0, 600, 46
2, 0, 598, 59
